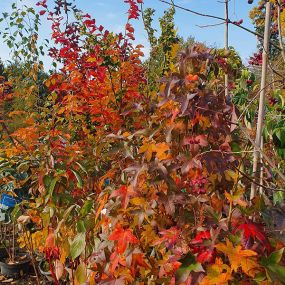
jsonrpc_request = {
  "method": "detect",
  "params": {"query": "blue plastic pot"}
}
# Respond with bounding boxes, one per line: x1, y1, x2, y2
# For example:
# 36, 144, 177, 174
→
0, 194, 21, 208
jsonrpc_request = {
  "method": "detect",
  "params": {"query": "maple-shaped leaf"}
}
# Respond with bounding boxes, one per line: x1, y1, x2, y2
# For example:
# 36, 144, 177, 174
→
225, 186, 247, 207
235, 222, 271, 251
139, 140, 170, 161
224, 170, 239, 182
158, 193, 185, 215
130, 253, 149, 275
154, 227, 181, 248
200, 258, 232, 285
110, 185, 136, 209
155, 142, 171, 161
109, 252, 127, 273
109, 224, 139, 254
138, 140, 156, 161
159, 259, 182, 278
191, 231, 215, 263
215, 239, 258, 277
192, 231, 211, 244
197, 250, 214, 263
141, 225, 158, 245
183, 135, 208, 153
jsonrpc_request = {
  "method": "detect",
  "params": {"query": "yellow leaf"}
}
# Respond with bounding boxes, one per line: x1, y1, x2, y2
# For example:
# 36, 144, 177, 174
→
155, 142, 170, 161
122, 132, 131, 138
215, 239, 258, 277
86, 57, 97, 62
139, 140, 156, 162
224, 170, 239, 182
141, 225, 158, 245
225, 186, 247, 207
200, 258, 232, 285
74, 263, 87, 285
199, 115, 211, 130
130, 197, 146, 207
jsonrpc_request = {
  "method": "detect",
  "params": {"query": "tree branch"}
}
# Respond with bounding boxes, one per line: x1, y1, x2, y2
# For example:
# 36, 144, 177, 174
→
159, 0, 281, 51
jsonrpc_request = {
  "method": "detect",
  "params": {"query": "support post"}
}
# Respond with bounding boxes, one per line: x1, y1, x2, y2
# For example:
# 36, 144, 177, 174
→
224, 0, 229, 97
250, 1, 271, 200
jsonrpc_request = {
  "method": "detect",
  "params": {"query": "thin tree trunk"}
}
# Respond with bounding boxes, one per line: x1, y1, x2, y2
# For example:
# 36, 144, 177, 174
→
250, 2, 271, 200
224, 0, 229, 98
259, 136, 264, 195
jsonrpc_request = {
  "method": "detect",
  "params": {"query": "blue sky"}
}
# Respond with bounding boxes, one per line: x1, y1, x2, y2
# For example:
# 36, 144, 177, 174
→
0, 0, 257, 67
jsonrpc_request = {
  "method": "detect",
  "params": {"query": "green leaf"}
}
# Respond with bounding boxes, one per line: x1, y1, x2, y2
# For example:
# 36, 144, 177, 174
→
268, 248, 284, 264
253, 272, 267, 282
276, 148, 285, 159
11, 204, 21, 222
71, 169, 83, 188
273, 128, 285, 148
77, 220, 86, 233
176, 253, 204, 281
273, 191, 284, 205
74, 263, 87, 284
266, 264, 285, 283
261, 248, 285, 283
80, 200, 93, 217
17, 162, 29, 173
55, 205, 76, 234
70, 233, 86, 260
48, 178, 58, 196
75, 162, 88, 176
261, 248, 284, 266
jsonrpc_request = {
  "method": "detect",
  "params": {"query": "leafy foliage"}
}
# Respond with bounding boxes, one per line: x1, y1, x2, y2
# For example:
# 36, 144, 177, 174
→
0, 0, 285, 284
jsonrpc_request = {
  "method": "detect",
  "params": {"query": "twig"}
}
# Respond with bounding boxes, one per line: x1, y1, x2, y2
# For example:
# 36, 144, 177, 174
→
158, 0, 281, 51
234, 165, 285, 192
238, 124, 285, 184
196, 22, 224, 28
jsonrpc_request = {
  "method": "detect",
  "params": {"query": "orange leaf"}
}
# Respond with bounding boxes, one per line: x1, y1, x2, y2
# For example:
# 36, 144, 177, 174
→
215, 239, 258, 277
110, 185, 136, 209
200, 258, 232, 285
109, 224, 139, 254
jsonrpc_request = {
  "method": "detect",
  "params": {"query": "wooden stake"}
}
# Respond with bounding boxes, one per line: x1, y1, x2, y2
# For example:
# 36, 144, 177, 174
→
250, 2, 271, 200
224, 0, 229, 97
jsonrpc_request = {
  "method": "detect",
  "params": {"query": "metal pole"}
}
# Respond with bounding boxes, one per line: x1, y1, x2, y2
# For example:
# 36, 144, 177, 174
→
250, 2, 271, 200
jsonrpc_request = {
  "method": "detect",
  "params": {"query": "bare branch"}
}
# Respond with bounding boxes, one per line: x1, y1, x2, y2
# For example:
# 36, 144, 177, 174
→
159, 0, 281, 51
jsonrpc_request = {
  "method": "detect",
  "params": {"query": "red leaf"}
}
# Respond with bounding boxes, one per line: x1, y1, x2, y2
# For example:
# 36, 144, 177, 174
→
236, 223, 271, 251
154, 227, 181, 248
130, 253, 149, 275
197, 250, 214, 263
110, 185, 136, 208
45, 230, 55, 248
192, 231, 211, 244
109, 224, 139, 254
126, 23, 134, 33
